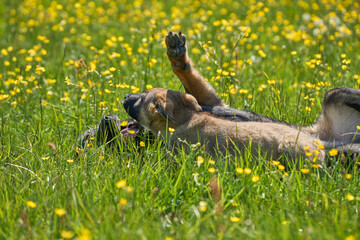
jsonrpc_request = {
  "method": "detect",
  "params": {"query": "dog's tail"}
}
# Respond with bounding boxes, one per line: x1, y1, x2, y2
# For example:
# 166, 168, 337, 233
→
304, 87, 360, 146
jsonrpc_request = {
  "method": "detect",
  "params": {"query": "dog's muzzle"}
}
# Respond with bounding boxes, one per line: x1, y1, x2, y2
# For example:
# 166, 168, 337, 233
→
123, 94, 141, 120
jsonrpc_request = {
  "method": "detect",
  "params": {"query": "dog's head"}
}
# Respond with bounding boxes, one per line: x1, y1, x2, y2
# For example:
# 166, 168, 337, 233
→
123, 88, 202, 133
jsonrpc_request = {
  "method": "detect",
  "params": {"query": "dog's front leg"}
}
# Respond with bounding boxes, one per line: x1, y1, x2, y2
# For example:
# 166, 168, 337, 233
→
165, 31, 224, 107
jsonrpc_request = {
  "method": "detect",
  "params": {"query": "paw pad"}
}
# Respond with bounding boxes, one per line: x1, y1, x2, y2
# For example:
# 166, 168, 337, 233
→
165, 31, 187, 59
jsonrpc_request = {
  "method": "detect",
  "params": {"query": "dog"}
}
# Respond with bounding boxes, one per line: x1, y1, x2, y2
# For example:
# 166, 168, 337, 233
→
121, 31, 360, 162
123, 88, 326, 160
81, 31, 360, 163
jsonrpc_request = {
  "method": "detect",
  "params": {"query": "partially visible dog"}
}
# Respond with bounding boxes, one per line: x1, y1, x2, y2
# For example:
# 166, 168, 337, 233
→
121, 31, 360, 162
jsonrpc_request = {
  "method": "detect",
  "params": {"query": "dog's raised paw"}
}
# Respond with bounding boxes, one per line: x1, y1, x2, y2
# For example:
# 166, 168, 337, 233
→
165, 31, 187, 59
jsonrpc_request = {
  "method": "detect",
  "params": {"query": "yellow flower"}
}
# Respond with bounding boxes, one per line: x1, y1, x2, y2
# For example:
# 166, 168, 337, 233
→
165, 237, 174, 240
208, 167, 216, 173
128, 130, 135, 134
300, 168, 310, 174
272, 161, 280, 166
345, 235, 355, 240
345, 174, 352, 179
30, 54, 40, 61
126, 186, 133, 193
99, 102, 106, 108
78, 229, 91, 240
317, 144, 325, 150
278, 165, 285, 171
357, 125, 360, 131
54, 208, 66, 216
139, 141, 145, 147
305, 152, 312, 157
60, 230, 75, 239
346, 193, 355, 201
120, 121, 128, 127
197, 156, 204, 166
303, 146, 310, 151
291, 51, 297, 55
168, 127, 175, 133
244, 168, 252, 174
119, 198, 127, 206
312, 164, 319, 168
42, 156, 50, 161
329, 149, 338, 157
229, 216, 240, 223
199, 201, 207, 212
236, 168, 243, 174
26, 201, 36, 208
258, 49, 266, 58
1, 48, 8, 55
116, 179, 127, 189
67, 159, 74, 163
209, 160, 215, 165
252, 175, 260, 182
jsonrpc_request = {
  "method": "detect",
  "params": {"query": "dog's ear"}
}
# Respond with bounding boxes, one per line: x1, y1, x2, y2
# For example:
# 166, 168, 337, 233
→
181, 93, 202, 112
155, 101, 176, 121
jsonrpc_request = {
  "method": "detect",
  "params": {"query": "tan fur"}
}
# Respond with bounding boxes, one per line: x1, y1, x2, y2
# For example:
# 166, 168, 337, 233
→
128, 88, 324, 161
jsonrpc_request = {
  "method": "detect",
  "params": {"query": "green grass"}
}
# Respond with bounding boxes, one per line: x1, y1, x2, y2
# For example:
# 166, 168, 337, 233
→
1, 0, 360, 239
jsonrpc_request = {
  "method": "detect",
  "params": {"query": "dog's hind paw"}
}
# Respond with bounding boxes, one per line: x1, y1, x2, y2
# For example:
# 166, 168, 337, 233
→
165, 31, 187, 61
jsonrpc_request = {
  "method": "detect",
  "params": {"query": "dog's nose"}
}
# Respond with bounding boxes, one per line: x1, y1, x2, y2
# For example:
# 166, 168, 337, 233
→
123, 94, 141, 107
123, 94, 140, 104
123, 94, 141, 120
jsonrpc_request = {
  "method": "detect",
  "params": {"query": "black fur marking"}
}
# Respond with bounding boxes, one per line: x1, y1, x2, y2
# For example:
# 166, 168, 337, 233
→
200, 105, 296, 127
97, 114, 120, 146
323, 87, 360, 107
346, 102, 360, 113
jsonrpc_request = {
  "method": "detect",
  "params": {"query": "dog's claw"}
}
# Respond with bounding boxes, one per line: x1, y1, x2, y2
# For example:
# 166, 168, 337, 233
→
166, 31, 187, 59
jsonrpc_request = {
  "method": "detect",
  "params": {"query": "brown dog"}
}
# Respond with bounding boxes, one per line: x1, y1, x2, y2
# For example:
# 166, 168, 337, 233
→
123, 88, 324, 160
122, 31, 360, 162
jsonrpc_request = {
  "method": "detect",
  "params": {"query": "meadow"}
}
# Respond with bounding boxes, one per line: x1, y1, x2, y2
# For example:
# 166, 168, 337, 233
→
0, 0, 360, 239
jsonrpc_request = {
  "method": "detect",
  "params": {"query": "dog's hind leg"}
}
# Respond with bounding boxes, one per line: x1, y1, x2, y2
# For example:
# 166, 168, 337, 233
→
305, 87, 360, 144
165, 31, 224, 107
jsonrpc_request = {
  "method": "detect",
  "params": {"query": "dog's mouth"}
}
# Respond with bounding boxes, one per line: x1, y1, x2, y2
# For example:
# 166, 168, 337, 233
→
119, 120, 142, 138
